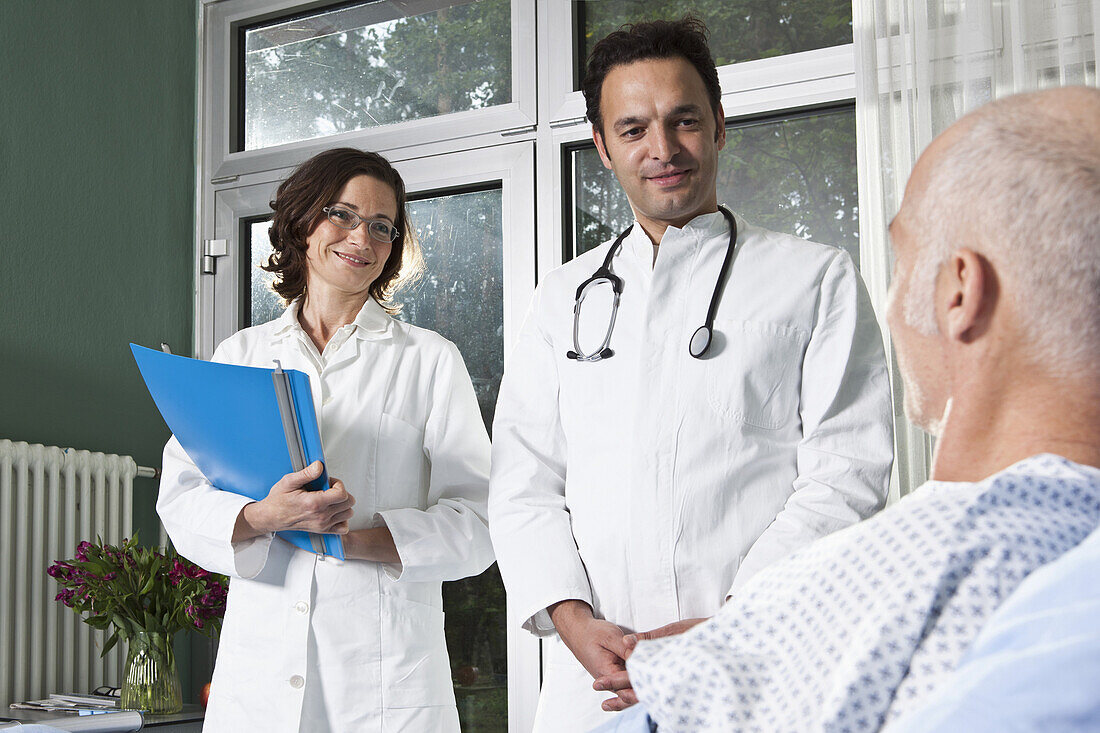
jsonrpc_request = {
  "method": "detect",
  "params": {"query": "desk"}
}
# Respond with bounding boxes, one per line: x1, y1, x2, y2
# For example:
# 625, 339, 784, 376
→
2, 703, 203, 732
141, 704, 204, 731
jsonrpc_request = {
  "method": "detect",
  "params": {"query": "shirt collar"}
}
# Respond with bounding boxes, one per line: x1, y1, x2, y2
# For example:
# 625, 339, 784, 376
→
620, 208, 736, 262
270, 297, 393, 342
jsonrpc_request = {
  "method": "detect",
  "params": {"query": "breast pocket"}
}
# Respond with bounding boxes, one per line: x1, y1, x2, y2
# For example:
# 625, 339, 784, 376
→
376, 413, 427, 511
705, 321, 806, 430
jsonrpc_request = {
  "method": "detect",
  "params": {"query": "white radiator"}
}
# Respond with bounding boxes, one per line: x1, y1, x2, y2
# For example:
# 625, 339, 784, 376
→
0, 439, 155, 704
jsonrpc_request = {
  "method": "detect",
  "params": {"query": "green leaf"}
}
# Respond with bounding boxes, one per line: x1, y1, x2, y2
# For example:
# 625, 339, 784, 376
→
101, 631, 119, 657
84, 614, 111, 630
111, 613, 130, 636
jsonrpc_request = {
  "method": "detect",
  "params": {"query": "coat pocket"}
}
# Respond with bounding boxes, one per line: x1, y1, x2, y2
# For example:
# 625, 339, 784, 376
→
705, 320, 806, 430
379, 591, 455, 709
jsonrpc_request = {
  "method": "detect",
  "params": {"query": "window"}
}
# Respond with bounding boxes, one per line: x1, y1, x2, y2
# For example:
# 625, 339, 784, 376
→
568, 106, 859, 265
198, 2, 858, 728
242, 0, 513, 150
573, 0, 852, 83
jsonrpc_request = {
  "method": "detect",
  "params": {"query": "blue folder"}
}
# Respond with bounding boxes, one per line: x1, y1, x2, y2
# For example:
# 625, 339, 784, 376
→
131, 343, 345, 559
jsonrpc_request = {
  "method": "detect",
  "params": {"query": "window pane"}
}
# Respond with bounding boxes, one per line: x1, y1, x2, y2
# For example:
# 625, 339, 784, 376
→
403, 188, 506, 732
570, 106, 859, 267
575, 0, 852, 82
242, 0, 512, 150
248, 219, 283, 326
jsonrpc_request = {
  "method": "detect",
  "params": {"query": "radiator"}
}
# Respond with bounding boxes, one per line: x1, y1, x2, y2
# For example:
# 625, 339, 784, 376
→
0, 439, 151, 704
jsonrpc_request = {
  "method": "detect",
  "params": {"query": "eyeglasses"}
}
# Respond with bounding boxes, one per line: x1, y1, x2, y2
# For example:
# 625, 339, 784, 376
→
322, 206, 399, 243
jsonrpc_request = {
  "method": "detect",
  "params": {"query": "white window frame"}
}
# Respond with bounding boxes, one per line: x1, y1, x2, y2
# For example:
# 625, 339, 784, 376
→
197, 1, 867, 728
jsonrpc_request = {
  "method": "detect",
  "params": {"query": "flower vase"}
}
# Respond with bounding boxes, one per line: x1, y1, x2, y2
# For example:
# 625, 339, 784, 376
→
120, 631, 182, 714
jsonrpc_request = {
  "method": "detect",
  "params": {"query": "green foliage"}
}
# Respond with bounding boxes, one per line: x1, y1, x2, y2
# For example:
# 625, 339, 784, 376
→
401, 189, 505, 428
47, 535, 228, 657
243, 0, 512, 148
576, 0, 852, 68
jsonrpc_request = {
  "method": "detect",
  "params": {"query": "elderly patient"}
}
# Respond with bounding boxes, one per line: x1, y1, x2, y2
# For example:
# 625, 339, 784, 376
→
592, 86, 1100, 732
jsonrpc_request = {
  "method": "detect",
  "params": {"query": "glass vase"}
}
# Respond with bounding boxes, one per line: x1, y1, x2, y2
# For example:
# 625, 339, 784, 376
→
120, 631, 182, 714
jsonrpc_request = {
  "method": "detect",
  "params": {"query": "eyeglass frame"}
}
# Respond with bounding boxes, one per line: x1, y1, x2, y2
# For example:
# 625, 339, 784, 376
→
321, 205, 400, 243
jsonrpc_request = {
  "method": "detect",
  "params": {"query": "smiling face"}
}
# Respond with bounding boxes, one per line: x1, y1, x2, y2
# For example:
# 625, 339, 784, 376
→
303, 174, 397, 304
593, 56, 725, 240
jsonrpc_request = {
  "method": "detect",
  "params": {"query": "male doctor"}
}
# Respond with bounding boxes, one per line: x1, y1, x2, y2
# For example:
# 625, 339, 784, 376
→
489, 17, 894, 730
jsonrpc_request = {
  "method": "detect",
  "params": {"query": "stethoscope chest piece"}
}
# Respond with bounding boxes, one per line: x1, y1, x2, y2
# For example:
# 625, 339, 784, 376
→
688, 325, 712, 359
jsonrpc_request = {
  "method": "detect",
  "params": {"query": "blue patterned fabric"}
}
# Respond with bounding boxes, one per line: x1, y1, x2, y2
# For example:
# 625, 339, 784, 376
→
626, 455, 1100, 733
884, 523, 1100, 733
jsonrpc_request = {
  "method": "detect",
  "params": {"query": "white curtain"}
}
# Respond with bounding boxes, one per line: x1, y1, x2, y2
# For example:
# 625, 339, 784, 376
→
853, 0, 1098, 501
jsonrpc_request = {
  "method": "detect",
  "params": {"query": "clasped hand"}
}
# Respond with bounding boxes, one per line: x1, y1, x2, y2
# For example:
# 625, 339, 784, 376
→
551, 600, 708, 712
234, 461, 355, 541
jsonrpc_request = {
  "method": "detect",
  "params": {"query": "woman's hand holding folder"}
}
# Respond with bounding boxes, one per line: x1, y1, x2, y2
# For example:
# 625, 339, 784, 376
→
231, 460, 356, 542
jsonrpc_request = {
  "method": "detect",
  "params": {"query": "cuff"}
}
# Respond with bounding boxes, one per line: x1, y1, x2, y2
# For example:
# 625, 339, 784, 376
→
372, 512, 405, 581
230, 531, 274, 579
223, 496, 273, 579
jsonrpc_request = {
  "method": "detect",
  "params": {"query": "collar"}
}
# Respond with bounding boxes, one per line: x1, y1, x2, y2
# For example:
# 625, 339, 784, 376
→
270, 297, 394, 343
620, 208, 737, 263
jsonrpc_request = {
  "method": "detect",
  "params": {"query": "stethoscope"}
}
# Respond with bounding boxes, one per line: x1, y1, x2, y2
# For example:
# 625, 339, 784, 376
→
566, 206, 738, 362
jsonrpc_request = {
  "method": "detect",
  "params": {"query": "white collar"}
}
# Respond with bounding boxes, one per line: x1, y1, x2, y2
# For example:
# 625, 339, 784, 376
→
271, 297, 394, 343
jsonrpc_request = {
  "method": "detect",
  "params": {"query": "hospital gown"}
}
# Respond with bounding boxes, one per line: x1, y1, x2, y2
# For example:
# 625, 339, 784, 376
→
625, 454, 1100, 733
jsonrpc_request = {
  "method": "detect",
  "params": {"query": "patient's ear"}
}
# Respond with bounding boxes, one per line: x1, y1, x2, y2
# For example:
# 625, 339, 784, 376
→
940, 248, 995, 343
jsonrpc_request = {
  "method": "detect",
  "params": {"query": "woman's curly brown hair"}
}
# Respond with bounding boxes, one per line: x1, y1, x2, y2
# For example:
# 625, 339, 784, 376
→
262, 147, 423, 313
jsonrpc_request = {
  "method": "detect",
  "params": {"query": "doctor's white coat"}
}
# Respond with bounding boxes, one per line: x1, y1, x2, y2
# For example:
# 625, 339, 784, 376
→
158, 299, 494, 732
488, 211, 895, 730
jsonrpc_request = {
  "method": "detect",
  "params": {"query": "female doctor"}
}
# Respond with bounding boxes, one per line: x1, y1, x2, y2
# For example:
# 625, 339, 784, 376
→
157, 148, 494, 732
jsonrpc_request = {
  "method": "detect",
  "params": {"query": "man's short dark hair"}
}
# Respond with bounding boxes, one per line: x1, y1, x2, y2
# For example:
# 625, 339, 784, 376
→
581, 16, 722, 137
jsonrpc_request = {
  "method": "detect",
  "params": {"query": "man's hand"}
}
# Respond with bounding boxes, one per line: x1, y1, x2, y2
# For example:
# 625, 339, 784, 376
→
591, 617, 710, 711
233, 461, 355, 541
549, 600, 633, 711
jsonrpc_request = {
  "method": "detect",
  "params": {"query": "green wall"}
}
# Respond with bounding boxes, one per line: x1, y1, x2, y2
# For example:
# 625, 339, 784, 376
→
0, 0, 200, 699
0, 0, 195, 528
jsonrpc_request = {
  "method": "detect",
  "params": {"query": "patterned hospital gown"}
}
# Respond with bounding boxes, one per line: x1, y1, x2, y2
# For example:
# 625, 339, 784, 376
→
626, 455, 1100, 733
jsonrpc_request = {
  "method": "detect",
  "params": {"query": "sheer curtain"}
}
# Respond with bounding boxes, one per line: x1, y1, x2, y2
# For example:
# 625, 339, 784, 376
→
853, 0, 1098, 500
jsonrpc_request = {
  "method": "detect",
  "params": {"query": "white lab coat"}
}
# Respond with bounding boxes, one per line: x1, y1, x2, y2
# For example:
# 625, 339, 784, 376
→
157, 298, 494, 733
488, 211, 894, 730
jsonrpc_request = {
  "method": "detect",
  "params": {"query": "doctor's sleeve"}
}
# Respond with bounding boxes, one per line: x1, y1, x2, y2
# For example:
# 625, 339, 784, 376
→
156, 342, 274, 581
488, 285, 594, 637
729, 250, 894, 597
374, 341, 495, 583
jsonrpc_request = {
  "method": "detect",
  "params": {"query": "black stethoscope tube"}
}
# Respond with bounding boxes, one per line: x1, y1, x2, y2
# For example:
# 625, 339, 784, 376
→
566, 206, 738, 362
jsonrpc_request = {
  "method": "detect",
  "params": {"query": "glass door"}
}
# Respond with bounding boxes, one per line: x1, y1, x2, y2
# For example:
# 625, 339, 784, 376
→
200, 142, 538, 732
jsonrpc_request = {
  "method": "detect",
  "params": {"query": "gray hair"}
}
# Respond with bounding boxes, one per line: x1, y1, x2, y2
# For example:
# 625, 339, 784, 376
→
903, 87, 1100, 373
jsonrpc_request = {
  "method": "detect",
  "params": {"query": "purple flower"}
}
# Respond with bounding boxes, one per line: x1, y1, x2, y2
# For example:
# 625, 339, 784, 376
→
184, 564, 209, 580
75, 541, 94, 561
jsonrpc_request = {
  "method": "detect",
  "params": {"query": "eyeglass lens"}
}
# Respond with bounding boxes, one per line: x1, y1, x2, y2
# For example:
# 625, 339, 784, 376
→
325, 207, 397, 242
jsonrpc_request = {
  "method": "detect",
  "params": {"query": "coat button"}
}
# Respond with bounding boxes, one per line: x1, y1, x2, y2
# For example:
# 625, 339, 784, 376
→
295, 601, 309, 615
289, 675, 304, 689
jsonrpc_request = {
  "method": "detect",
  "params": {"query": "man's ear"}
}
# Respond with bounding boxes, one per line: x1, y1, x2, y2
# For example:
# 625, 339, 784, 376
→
715, 102, 726, 148
941, 248, 995, 343
593, 127, 613, 170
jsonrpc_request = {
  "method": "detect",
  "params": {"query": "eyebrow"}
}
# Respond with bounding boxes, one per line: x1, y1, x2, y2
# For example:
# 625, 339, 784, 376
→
611, 104, 706, 131
333, 201, 394, 224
